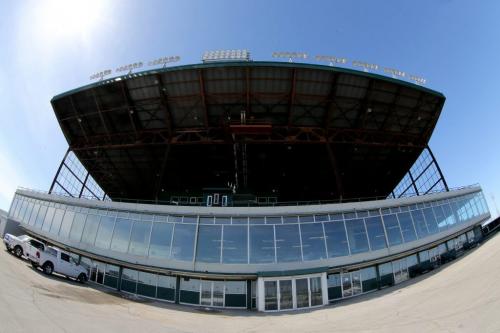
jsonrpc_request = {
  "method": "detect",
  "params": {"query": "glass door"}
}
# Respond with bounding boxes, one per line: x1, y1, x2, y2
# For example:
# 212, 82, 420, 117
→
296, 278, 310, 308
310, 277, 323, 306
279, 280, 293, 310
342, 274, 352, 297
200, 281, 212, 306
264, 281, 278, 311
212, 281, 224, 307
352, 271, 362, 296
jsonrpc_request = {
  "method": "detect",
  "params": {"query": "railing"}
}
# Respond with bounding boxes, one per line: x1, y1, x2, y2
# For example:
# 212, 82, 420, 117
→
16, 184, 480, 208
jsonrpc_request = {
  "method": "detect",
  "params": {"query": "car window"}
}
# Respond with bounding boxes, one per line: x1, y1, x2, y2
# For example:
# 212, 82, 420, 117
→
30, 240, 44, 250
46, 247, 57, 257
60, 253, 70, 262
18, 235, 30, 242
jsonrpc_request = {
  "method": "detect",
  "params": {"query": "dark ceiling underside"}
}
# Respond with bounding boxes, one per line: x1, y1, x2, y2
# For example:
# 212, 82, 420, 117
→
51, 62, 445, 201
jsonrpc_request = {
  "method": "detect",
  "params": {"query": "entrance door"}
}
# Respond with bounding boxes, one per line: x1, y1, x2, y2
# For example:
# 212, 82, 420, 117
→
295, 278, 310, 308
212, 282, 224, 307
393, 259, 409, 284
200, 281, 212, 306
279, 280, 293, 310
342, 274, 352, 297
260, 274, 325, 312
264, 281, 278, 311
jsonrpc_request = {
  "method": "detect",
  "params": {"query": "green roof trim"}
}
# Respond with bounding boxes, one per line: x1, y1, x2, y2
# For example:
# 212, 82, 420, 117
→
51, 61, 445, 102
257, 266, 329, 277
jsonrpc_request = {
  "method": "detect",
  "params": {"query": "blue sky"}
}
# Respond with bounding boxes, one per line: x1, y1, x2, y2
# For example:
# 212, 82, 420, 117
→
0, 0, 499, 218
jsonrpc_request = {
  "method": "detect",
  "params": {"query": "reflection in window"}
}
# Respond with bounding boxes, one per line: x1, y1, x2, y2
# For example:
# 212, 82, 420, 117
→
275, 224, 301, 262
300, 223, 327, 261
196, 225, 222, 263
94, 216, 115, 249
382, 214, 402, 246
59, 211, 75, 239
422, 208, 438, 234
42, 207, 56, 232
69, 213, 86, 242
411, 210, 429, 238
171, 224, 196, 261
148, 223, 173, 258
128, 221, 152, 256
324, 221, 350, 258
345, 219, 369, 254
81, 214, 100, 245
49, 209, 65, 235
364, 216, 387, 251
34, 205, 48, 229
222, 225, 248, 264
397, 212, 417, 243
249, 225, 275, 263
110, 218, 133, 253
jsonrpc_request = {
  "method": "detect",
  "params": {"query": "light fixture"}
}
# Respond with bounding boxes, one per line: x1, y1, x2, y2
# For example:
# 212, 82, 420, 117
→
202, 49, 250, 62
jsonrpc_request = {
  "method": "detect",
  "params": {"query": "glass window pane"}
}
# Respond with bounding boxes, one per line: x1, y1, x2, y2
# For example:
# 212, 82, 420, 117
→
28, 204, 40, 226
59, 211, 74, 238
296, 278, 310, 308
49, 209, 65, 235
397, 212, 417, 243
137, 271, 157, 298
433, 205, 448, 232
110, 218, 133, 252
42, 207, 56, 232
69, 212, 86, 242
95, 216, 115, 249
383, 214, 402, 246
81, 214, 100, 245
411, 209, 429, 238
310, 277, 323, 306
324, 221, 350, 258
249, 225, 275, 263
148, 223, 174, 258
196, 225, 222, 263
34, 205, 47, 229
222, 225, 248, 264
275, 224, 301, 262
422, 208, 438, 234
365, 216, 387, 251
345, 219, 369, 254
300, 223, 327, 261
264, 281, 277, 311
128, 221, 152, 256
171, 224, 196, 261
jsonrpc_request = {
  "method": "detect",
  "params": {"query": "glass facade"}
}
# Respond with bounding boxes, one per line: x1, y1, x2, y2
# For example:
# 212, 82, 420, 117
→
9, 189, 489, 268
6, 188, 488, 312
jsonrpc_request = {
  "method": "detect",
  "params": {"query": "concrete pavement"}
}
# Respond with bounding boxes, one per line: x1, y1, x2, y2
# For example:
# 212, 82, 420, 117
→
1, 233, 500, 332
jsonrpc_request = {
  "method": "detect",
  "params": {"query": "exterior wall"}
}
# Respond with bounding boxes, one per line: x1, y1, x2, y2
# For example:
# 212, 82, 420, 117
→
5, 186, 491, 311
8, 186, 489, 277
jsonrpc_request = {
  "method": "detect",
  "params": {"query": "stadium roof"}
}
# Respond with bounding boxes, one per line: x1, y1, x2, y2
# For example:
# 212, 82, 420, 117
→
51, 61, 445, 201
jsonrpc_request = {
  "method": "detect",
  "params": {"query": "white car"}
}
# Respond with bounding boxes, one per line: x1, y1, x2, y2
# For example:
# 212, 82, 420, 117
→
3, 234, 45, 258
29, 246, 88, 283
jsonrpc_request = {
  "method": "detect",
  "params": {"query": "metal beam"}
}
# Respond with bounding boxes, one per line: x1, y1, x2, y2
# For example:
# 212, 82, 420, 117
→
325, 143, 344, 200
287, 68, 297, 127
49, 148, 70, 194
198, 70, 209, 128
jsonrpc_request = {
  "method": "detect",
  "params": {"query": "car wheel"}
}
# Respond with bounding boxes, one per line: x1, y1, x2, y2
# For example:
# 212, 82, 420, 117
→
77, 273, 87, 284
14, 246, 23, 258
42, 262, 53, 275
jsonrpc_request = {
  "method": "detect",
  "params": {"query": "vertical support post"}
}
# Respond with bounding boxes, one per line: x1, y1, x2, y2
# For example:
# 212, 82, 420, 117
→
375, 264, 381, 290
78, 172, 90, 198
49, 148, 71, 194
246, 280, 252, 310
325, 143, 344, 201
426, 145, 449, 191
117, 266, 123, 291
408, 170, 420, 196
175, 276, 181, 304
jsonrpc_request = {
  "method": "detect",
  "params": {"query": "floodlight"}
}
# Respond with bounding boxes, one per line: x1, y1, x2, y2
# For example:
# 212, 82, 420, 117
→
202, 49, 251, 62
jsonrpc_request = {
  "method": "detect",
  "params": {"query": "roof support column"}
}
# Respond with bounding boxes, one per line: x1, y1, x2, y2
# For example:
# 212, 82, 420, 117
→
49, 148, 71, 194
325, 143, 344, 201
426, 145, 449, 192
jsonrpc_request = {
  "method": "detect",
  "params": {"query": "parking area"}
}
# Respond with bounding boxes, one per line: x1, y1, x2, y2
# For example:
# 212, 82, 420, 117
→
1, 233, 500, 333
